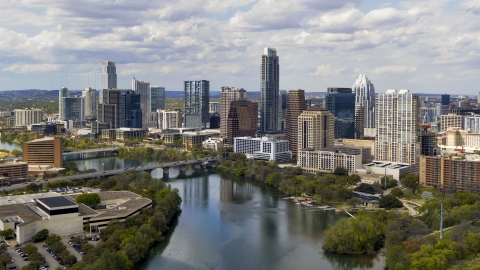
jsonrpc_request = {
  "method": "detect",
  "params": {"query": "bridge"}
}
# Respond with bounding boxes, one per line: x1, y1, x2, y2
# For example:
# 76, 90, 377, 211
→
63, 147, 119, 160
51, 158, 216, 180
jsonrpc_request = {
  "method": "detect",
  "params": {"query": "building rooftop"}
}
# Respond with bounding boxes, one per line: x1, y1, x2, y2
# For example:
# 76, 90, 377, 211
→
89, 197, 152, 221
37, 196, 77, 208
30, 137, 55, 143
0, 204, 41, 227
0, 192, 59, 206
365, 161, 411, 169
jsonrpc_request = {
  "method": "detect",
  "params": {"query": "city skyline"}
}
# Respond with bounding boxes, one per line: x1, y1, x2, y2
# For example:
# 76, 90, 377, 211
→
0, 1, 478, 94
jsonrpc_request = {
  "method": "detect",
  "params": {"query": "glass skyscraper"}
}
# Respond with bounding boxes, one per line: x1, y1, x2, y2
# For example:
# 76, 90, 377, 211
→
352, 74, 375, 129
151, 86, 166, 111
59, 87, 69, 120
101, 61, 117, 90
260, 48, 280, 134
121, 91, 142, 128
325, 88, 355, 139
184, 80, 210, 129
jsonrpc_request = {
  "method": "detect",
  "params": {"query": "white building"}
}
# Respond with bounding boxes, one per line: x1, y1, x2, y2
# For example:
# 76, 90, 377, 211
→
58, 87, 69, 120
203, 137, 224, 150
375, 89, 420, 164
464, 114, 480, 132
234, 136, 292, 162
209, 102, 220, 113
101, 61, 117, 90
82, 87, 97, 120
362, 161, 412, 180
298, 148, 362, 174
157, 110, 182, 130
15, 109, 43, 126
441, 113, 463, 132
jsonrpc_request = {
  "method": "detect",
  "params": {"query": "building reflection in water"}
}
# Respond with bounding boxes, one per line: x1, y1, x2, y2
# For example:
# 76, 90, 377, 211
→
182, 175, 209, 209
220, 178, 254, 203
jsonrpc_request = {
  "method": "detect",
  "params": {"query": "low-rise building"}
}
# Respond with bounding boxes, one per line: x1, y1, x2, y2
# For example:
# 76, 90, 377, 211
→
0, 159, 28, 181
102, 128, 148, 141
298, 147, 362, 174
362, 161, 412, 180
202, 138, 223, 150
234, 136, 292, 162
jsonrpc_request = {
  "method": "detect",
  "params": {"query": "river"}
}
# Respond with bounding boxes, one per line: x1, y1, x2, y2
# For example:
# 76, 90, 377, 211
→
72, 156, 386, 270
0, 141, 22, 152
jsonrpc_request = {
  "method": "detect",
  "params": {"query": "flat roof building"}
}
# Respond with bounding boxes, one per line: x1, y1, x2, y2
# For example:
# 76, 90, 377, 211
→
23, 137, 63, 168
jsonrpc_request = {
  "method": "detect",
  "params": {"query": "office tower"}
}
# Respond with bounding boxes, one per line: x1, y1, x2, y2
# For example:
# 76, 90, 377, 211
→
375, 89, 420, 164
285, 89, 306, 155
441, 94, 450, 106
14, 109, 43, 126
158, 110, 182, 130
420, 124, 437, 156
59, 87, 69, 119
354, 105, 365, 139
97, 89, 122, 129
440, 113, 463, 131
151, 86, 165, 111
227, 100, 258, 145
260, 48, 280, 134
121, 91, 142, 128
220, 86, 246, 137
325, 87, 355, 139
132, 77, 151, 122
101, 61, 117, 90
184, 80, 210, 129
297, 107, 334, 151
234, 137, 291, 162
23, 137, 63, 168
209, 102, 220, 113
82, 87, 97, 121
464, 114, 480, 132
280, 90, 288, 110
352, 74, 375, 130
61, 97, 85, 121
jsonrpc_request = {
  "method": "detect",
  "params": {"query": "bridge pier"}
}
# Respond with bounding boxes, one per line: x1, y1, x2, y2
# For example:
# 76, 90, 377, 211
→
163, 167, 170, 180
178, 165, 187, 178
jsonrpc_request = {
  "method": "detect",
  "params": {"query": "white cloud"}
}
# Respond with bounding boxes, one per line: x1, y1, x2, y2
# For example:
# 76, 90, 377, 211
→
2, 64, 61, 73
373, 65, 417, 75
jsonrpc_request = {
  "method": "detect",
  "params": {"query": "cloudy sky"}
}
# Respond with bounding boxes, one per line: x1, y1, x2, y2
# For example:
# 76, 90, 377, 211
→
0, 0, 479, 94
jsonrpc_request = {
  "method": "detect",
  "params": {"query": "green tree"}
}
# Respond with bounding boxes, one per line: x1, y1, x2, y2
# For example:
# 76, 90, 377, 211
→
354, 183, 375, 194
63, 254, 78, 266
21, 244, 38, 255
379, 195, 403, 209
333, 167, 348, 176
386, 245, 409, 270
0, 254, 12, 270
32, 229, 49, 242
76, 193, 101, 206
346, 197, 362, 208
45, 234, 61, 246
173, 138, 183, 148
401, 173, 419, 194
10, 149, 22, 157
390, 188, 404, 198
0, 229, 13, 240
466, 231, 480, 256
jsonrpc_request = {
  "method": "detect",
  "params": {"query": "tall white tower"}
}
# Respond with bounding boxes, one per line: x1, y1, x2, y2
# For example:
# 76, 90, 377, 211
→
59, 87, 69, 120
352, 74, 375, 129
82, 87, 97, 120
375, 89, 420, 164
101, 61, 117, 90
132, 77, 151, 122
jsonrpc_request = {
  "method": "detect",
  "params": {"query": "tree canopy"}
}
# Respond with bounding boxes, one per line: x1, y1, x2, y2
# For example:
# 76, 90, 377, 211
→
76, 193, 101, 206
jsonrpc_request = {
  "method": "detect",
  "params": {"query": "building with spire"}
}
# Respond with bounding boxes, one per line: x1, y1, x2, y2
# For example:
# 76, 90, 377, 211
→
260, 48, 280, 134
352, 74, 375, 133
101, 61, 117, 90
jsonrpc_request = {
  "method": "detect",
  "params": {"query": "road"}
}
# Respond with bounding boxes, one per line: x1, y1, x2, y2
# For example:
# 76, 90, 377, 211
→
401, 199, 420, 216
3, 158, 216, 191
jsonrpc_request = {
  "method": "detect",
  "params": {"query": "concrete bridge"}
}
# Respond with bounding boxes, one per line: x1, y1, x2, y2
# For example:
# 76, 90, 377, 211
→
63, 147, 119, 160
49, 158, 218, 181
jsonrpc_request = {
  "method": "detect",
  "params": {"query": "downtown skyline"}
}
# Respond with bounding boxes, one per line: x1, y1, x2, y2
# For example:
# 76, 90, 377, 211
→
0, 1, 479, 94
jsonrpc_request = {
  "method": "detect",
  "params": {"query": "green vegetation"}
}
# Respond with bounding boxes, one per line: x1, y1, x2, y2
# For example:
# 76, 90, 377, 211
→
64, 137, 109, 151
76, 193, 101, 206
0, 131, 35, 144
379, 194, 403, 209
0, 99, 59, 115
401, 173, 420, 194
0, 243, 12, 270
58, 170, 182, 270
117, 145, 217, 161
20, 243, 46, 270
32, 229, 49, 242
391, 188, 404, 198
44, 233, 77, 267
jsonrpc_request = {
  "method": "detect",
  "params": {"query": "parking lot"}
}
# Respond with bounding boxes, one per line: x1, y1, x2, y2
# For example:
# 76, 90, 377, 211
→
8, 247, 27, 269
61, 238, 83, 262
33, 242, 63, 269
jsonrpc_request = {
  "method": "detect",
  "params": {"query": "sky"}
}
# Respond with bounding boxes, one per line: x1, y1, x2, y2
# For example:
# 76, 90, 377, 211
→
0, 0, 479, 94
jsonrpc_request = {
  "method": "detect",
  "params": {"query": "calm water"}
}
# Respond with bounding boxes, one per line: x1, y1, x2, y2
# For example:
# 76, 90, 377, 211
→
0, 141, 22, 152
72, 157, 386, 270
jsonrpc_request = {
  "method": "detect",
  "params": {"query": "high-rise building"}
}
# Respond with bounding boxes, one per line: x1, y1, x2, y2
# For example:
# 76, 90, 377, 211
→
260, 48, 280, 134
59, 87, 69, 120
14, 109, 43, 126
61, 97, 85, 121
184, 80, 210, 129
132, 77, 151, 122
280, 90, 288, 111
420, 124, 438, 156
441, 94, 450, 106
101, 61, 117, 90
227, 100, 258, 145
464, 114, 480, 132
121, 91, 142, 128
220, 87, 246, 137
477, 92, 480, 104
82, 87, 97, 121
234, 136, 291, 162
354, 104, 365, 139
97, 89, 122, 129
297, 107, 334, 151
209, 102, 220, 113
440, 113, 463, 132
352, 74, 375, 130
157, 110, 182, 130
325, 87, 355, 139
151, 86, 165, 111
285, 89, 306, 155
375, 89, 420, 164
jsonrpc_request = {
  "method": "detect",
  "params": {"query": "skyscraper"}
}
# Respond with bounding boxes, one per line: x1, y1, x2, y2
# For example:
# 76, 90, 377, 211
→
61, 97, 85, 121
285, 89, 306, 155
260, 48, 280, 134
121, 91, 142, 128
227, 100, 258, 145
325, 87, 355, 139
297, 107, 334, 151
352, 74, 375, 130
59, 87, 69, 120
82, 87, 97, 121
375, 89, 420, 164
97, 89, 122, 129
220, 86, 246, 137
15, 109, 43, 126
132, 77, 151, 122
184, 80, 210, 129
441, 94, 450, 106
101, 61, 117, 90
151, 86, 165, 111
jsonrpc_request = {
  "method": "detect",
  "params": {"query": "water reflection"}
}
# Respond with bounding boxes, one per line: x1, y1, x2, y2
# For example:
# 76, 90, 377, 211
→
0, 141, 21, 152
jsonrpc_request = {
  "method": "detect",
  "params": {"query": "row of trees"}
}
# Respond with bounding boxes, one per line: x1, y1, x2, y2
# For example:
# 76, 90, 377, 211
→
117, 145, 217, 162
